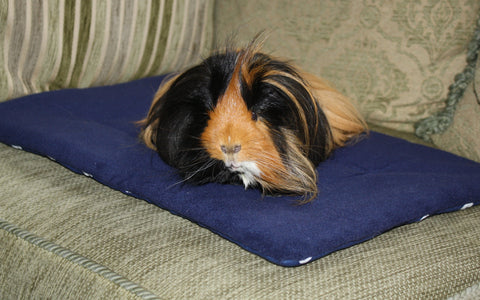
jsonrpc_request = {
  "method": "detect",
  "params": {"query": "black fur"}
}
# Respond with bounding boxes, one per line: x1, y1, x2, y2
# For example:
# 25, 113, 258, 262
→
142, 49, 332, 191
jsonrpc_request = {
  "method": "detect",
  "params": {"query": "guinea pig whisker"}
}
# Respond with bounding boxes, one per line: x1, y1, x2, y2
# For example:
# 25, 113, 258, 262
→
167, 158, 217, 189
138, 38, 368, 203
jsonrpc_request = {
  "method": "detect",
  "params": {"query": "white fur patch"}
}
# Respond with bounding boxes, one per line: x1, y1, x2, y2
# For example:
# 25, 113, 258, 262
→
227, 161, 261, 188
239, 172, 256, 188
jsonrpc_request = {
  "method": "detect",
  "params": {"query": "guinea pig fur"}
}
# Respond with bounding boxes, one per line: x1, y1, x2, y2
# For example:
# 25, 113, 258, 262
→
139, 41, 367, 203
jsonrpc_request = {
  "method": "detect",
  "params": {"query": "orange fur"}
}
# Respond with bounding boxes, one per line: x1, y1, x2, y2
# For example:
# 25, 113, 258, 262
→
302, 72, 368, 149
138, 75, 179, 150
200, 58, 287, 187
138, 39, 368, 203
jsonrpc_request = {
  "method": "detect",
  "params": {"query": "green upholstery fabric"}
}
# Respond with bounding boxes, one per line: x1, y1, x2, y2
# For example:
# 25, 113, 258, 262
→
0, 0, 213, 102
1, 143, 479, 299
214, 0, 479, 133
415, 16, 480, 142
430, 62, 480, 162
1, 1, 480, 298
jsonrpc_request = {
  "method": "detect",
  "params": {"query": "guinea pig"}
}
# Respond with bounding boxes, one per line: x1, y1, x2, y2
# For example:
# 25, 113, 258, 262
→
138, 40, 367, 203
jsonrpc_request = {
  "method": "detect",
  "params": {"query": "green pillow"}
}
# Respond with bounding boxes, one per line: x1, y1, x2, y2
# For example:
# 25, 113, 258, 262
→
214, 0, 479, 133
0, 0, 213, 102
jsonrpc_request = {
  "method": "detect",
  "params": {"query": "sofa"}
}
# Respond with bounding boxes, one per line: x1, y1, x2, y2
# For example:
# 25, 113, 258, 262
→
1, 1, 479, 299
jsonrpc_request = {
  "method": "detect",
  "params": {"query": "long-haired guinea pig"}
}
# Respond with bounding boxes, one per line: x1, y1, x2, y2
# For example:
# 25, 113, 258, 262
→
138, 40, 367, 203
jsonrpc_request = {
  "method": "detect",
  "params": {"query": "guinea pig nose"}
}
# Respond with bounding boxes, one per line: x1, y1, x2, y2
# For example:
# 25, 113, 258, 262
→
220, 144, 241, 154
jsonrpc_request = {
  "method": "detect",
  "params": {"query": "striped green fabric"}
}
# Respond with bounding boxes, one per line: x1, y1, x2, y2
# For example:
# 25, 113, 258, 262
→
0, 0, 213, 102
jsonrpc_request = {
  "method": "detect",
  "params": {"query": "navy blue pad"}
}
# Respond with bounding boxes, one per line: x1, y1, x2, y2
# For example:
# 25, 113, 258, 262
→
1, 75, 479, 267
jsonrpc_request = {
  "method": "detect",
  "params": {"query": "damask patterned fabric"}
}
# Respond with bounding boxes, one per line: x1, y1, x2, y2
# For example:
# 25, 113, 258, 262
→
0, 0, 213, 102
431, 62, 480, 162
214, 0, 479, 133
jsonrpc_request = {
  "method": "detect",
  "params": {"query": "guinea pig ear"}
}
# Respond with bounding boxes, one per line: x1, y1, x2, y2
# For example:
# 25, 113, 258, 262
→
301, 72, 368, 148
137, 75, 179, 150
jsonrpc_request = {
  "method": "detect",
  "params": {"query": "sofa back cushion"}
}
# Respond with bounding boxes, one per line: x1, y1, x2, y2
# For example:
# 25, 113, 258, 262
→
0, 0, 213, 102
431, 61, 480, 162
214, 0, 479, 133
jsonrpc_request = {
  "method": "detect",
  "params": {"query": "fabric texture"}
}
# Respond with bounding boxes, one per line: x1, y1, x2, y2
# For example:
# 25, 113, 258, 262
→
214, 0, 479, 133
415, 15, 480, 141
0, 219, 158, 299
1, 76, 480, 267
0, 0, 213, 102
448, 283, 480, 300
1, 142, 480, 298
430, 61, 480, 162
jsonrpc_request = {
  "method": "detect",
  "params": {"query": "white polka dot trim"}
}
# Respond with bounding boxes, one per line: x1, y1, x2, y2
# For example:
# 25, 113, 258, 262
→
299, 257, 312, 264
419, 214, 429, 221
11, 145, 22, 150
461, 203, 474, 210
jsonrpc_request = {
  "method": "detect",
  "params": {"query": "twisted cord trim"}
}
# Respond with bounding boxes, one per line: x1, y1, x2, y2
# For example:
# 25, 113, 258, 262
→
415, 12, 480, 141
0, 218, 161, 300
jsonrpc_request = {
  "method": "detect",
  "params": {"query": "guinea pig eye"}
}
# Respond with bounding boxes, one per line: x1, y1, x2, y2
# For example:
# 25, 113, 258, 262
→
251, 111, 258, 121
